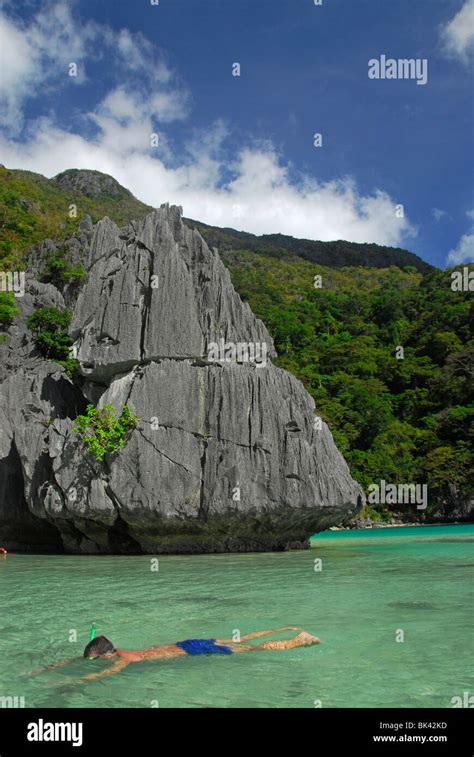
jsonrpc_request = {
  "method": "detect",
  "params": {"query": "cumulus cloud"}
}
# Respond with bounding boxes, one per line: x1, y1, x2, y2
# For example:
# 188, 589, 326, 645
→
440, 0, 474, 63
0, 1, 187, 133
0, 120, 416, 245
447, 233, 474, 265
447, 210, 474, 265
0, 2, 98, 130
0, 1, 416, 246
0, 14, 38, 128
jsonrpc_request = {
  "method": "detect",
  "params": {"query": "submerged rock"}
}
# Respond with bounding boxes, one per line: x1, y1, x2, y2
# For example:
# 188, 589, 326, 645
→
0, 204, 364, 553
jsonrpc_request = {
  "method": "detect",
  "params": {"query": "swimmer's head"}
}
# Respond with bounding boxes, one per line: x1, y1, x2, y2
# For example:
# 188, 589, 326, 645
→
83, 635, 116, 659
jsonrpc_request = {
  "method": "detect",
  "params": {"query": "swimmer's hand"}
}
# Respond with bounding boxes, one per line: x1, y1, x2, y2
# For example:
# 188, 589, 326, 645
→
22, 657, 79, 677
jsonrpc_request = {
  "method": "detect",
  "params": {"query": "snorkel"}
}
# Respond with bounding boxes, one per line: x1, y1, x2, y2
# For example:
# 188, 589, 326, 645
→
88, 622, 96, 658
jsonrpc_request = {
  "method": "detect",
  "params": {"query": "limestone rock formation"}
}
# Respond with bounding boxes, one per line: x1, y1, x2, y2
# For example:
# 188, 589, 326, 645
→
0, 205, 364, 553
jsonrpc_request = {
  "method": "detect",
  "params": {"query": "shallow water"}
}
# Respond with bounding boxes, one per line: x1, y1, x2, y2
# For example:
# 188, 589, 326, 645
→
0, 524, 472, 708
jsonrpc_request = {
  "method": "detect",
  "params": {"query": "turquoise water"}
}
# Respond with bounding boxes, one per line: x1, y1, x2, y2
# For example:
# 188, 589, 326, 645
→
0, 524, 472, 708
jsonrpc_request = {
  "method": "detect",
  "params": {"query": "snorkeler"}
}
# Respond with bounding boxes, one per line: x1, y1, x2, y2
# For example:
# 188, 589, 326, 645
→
75, 627, 321, 682
30, 627, 321, 684
81, 627, 321, 681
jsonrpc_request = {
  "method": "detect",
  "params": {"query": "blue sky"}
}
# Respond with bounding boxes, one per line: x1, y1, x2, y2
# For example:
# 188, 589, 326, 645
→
0, 0, 473, 268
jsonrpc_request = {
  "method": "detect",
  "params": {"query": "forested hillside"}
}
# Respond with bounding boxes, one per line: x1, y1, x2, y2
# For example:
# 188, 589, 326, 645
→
191, 219, 433, 273
221, 251, 473, 520
0, 166, 152, 267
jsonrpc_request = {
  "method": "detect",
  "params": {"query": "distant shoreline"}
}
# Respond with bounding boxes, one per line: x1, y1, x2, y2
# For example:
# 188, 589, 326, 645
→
332, 520, 473, 531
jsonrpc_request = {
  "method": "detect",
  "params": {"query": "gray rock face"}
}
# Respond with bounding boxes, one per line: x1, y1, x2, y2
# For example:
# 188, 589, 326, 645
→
0, 204, 364, 553
71, 207, 275, 381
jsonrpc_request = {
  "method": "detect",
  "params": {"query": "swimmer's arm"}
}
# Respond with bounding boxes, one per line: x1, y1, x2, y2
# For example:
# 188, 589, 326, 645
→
51, 658, 130, 686
76, 658, 130, 682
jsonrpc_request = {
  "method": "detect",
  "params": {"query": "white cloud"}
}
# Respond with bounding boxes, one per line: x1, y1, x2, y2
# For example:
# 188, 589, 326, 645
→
447, 210, 474, 264
440, 0, 474, 63
90, 85, 189, 159
116, 29, 154, 73
432, 208, 448, 221
0, 2, 416, 247
0, 2, 187, 133
27, 0, 97, 65
0, 15, 37, 127
0, 119, 416, 245
447, 232, 474, 264
0, 2, 99, 130
0, 16, 35, 91
114, 28, 171, 82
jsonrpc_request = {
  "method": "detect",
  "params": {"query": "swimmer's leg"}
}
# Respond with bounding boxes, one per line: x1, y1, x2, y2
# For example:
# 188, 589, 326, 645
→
232, 631, 321, 653
216, 626, 303, 645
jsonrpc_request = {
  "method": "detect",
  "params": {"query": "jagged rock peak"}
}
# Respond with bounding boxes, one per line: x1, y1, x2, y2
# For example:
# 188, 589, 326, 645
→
71, 204, 276, 381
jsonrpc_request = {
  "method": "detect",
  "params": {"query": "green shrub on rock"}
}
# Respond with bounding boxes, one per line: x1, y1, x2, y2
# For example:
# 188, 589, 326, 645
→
73, 404, 139, 461
27, 306, 72, 360
0, 292, 20, 327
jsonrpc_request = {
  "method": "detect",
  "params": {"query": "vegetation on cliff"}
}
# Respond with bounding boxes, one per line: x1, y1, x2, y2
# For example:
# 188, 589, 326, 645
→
0, 291, 20, 327
73, 404, 140, 462
26, 306, 78, 377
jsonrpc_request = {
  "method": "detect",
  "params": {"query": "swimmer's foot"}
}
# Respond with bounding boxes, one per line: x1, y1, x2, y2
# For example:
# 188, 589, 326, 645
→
294, 631, 321, 646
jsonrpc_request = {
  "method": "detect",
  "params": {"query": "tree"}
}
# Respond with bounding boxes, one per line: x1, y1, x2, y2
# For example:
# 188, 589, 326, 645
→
0, 292, 20, 327
27, 306, 72, 361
